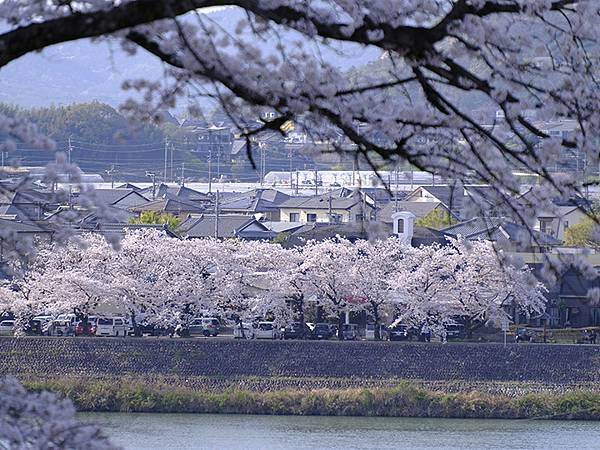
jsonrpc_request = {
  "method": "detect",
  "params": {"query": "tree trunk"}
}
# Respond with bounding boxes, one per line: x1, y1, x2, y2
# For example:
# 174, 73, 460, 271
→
372, 304, 381, 340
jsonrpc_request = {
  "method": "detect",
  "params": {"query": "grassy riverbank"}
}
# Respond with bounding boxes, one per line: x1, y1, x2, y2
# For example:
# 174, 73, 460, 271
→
23, 378, 600, 420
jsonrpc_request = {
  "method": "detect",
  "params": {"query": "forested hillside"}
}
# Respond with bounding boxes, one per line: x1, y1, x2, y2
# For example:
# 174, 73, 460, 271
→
0, 102, 205, 180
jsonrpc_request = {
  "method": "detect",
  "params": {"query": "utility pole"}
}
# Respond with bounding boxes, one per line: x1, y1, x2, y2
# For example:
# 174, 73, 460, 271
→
395, 167, 399, 212
328, 189, 333, 223
288, 148, 293, 189
295, 170, 299, 195
145, 171, 157, 200
67, 137, 73, 207
351, 160, 356, 186
67, 136, 73, 165
216, 135, 221, 180
314, 167, 318, 196
208, 149, 212, 194
214, 190, 220, 239
180, 162, 186, 187
170, 142, 174, 183
259, 144, 266, 186
164, 138, 168, 184
106, 164, 117, 189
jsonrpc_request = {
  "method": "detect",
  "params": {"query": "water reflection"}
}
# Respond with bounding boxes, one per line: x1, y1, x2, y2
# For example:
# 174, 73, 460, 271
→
80, 413, 600, 450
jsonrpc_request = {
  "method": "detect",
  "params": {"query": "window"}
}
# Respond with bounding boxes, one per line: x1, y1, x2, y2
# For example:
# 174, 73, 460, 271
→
331, 214, 342, 224
355, 214, 364, 222
593, 308, 600, 326
289, 212, 299, 222
539, 219, 553, 235
564, 220, 569, 230
306, 213, 317, 222
397, 218, 405, 233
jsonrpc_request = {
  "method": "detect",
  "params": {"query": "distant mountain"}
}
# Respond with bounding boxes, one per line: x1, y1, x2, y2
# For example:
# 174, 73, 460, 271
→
0, 40, 162, 107
0, 7, 380, 109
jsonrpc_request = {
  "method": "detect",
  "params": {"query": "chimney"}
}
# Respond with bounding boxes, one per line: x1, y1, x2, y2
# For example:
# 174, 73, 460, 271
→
391, 211, 416, 245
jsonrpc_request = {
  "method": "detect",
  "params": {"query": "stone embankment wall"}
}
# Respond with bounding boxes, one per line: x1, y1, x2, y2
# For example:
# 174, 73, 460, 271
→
1, 337, 599, 388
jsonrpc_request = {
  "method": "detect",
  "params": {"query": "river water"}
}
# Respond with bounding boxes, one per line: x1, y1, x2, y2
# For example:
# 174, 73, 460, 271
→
79, 413, 600, 450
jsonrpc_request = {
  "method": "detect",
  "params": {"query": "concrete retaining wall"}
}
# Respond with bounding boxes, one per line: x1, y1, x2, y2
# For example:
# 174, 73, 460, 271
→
1, 337, 599, 385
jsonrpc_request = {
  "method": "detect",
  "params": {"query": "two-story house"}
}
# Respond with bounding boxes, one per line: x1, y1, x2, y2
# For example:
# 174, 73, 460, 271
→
278, 190, 376, 223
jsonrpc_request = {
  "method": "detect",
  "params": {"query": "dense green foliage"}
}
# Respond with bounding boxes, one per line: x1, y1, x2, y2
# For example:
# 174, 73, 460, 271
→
22, 378, 600, 420
0, 101, 164, 144
415, 208, 456, 230
129, 211, 182, 229
564, 214, 600, 249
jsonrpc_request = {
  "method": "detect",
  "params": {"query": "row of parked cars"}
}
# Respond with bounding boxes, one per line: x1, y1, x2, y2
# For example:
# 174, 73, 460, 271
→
232, 321, 468, 341
0, 314, 468, 342
0, 315, 223, 338
233, 321, 342, 340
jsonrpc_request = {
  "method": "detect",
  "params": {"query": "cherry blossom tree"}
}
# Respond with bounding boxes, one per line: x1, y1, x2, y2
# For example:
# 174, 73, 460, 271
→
259, 244, 311, 324
387, 242, 464, 336
1, 230, 547, 337
449, 238, 546, 336
300, 238, 364, 337
349, 238, 407, 339
3, 234, 118, 331
0, 376, 118, 450
388, 237, 546, 337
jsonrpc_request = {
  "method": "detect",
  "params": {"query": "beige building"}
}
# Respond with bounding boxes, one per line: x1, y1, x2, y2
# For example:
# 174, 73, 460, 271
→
535, 205, 588, 242
278, 191, 376, 223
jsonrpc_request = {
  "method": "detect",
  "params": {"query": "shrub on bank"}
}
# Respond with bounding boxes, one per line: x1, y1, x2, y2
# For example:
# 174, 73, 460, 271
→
21, 378, 600, 420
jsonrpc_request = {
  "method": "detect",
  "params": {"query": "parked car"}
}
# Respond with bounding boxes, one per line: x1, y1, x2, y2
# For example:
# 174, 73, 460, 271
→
135, 323, 166, 336
282, 322, 311, 340
25, 315, 54, 335
387, 324, 412, 341
311, 323, 334, 340
329, 323, 339, 337
48, 319, 75, 336
233, 321, 255, 339
365, 323, 386, 340
342, 323, 359, 340
124, 319, 138, 336
445, 324, 466, 340
0, 319, 15, 336
57, 313, 77, 325
253, 321, 281, 339
188, 317, 221, 337
515, 328, 535, 343
74, 320, 97, 336
95, 317, 128, 337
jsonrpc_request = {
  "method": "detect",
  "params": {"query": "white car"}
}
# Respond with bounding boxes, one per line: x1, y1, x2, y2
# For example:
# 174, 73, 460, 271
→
189, 317, 221, 337
0, 320, 15, 336
57, 313, 77, 324
31, 315, 54, 334
253, 321, 281, 340
48, 319, 74, 336
95, 317, 128, 337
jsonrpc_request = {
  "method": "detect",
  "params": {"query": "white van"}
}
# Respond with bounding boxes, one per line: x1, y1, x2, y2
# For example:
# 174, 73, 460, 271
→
188, 317, 221, 337
0, 320, 15, 336
95, 317, 127, 337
